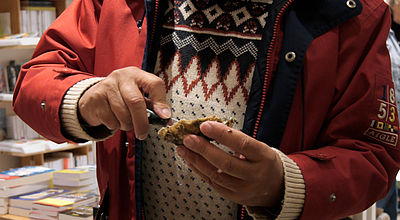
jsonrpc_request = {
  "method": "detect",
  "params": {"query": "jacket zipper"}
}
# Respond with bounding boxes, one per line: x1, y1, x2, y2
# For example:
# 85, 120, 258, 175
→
148, 0, 160, 55
252, 0, 294, 139
141, 2, 160, 220
242, 0, 294, 219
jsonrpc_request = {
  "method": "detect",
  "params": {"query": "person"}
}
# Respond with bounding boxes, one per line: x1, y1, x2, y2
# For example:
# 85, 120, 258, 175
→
12, 0, 400, 219
377, 1, 400, 219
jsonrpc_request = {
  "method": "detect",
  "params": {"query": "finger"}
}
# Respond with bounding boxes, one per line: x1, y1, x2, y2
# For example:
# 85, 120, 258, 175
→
132, 68, 171, 119
200, 121, 272, 162
182, 135, 252, 179
106, 89, 133, 131
97, 100, 120, 130
176, 146, 244, 192
119, 81, 149, 140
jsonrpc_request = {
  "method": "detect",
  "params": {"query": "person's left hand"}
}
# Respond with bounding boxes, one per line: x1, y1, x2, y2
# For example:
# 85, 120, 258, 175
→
176, 121, 284, 208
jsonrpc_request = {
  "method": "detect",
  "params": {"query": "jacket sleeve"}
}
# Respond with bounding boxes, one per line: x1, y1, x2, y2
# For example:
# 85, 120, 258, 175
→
12, 0, 101, 143
288, 2, 400, 219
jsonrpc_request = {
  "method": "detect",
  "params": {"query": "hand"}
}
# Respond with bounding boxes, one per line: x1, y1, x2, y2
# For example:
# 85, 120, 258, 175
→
176, 121, 284, 208
78, 66, 171, 140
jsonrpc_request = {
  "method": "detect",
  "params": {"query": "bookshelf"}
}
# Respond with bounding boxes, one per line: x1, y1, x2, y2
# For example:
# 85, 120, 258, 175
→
0, 93, 93, 167
0, 0, 78, 172
0, 214, 28, 220
0, 0, 67, 35
0, 142, 91, 167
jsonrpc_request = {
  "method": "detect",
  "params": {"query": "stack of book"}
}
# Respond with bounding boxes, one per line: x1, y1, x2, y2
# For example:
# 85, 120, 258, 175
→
8, 188, 70, 217
52, 165, 98, 193
0, 166, 54, 215
30, 191, 98, 220
0, 139, 47, 154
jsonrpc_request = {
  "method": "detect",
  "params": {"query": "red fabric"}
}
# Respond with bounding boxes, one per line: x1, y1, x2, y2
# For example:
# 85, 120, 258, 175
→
12, 0, 400, 219
281, 1, 400, 219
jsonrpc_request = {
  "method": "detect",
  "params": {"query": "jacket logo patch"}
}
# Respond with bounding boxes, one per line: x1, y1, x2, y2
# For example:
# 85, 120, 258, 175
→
364, 128, 398, 147
365, 84, 399, 148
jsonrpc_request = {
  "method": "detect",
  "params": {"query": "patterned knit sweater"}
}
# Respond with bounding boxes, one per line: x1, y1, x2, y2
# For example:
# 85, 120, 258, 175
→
142, 0, 270, 219
60, 0, 305, 219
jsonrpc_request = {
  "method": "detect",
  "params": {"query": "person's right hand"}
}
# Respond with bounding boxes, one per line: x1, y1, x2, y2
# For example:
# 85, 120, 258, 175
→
78, 66, 171, 140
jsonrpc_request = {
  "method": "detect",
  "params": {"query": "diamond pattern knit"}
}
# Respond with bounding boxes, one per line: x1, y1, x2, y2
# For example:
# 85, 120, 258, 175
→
142, 0, 272, 219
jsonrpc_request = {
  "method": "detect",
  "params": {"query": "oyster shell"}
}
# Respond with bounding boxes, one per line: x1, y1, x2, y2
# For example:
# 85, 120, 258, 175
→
157, 115, 234, 145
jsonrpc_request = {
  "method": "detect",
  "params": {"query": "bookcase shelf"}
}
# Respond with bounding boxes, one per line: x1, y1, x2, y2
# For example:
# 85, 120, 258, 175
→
0, 142, 90, 167
0, 0, 67, 35
0, 214, 28, 220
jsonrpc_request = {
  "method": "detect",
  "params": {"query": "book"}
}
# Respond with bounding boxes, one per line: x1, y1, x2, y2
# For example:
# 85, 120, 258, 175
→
32, 191, 98, 212
0, 205, 7, 214
53, 177, 95, 187
29, 210, 57, 220
0, 166, 54, 188
9, 188, 70, 209
56, 183, 98, 194
0, 139, 46, 154
53, 167, 95, 180
59, 206, 93, 220
8, 206, 30, 217
0, 180, 48, 197
0, 197, 7, 207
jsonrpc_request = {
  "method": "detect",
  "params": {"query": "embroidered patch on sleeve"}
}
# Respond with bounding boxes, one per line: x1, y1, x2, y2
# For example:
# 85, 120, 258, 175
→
364, 82, 399, 148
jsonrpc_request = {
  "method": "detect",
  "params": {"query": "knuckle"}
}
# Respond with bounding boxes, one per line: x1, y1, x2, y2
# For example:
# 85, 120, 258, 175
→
220, 159, 233, 173
120, 122, 134, 131
127, 95, 146, 106
148, 77, 165, 89
197, 143, 207, 155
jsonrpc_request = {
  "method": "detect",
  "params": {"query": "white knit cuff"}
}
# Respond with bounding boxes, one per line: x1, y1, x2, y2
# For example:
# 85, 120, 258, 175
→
246, 148, 305, 220
61, 77, 112, 141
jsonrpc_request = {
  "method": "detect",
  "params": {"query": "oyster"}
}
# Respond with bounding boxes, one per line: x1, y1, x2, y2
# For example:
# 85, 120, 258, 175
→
157, 115, 235, 145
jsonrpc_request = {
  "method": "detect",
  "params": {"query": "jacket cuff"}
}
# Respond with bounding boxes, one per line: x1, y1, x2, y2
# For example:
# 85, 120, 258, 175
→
61, 77, 114, 142
246, 148, 305, 220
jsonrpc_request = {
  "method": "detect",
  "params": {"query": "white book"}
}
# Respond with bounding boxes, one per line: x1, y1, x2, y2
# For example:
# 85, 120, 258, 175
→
57, 183, 98, 194
20, 10, 28, 33
0, 205, 7, 214
0, 181, 48, 197
0, 197, 8, 207
53, 177, 95, 187
8, 206, 30, 217
29, 210, 57, 220
0, 139, 47, 154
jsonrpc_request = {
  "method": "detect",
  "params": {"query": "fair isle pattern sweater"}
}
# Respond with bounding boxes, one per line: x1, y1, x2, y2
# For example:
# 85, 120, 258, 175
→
142, 0, 270, 219
60, 0, 306, 219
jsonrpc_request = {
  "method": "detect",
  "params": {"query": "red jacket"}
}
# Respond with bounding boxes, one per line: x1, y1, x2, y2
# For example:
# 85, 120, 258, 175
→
13, 0, 400, 219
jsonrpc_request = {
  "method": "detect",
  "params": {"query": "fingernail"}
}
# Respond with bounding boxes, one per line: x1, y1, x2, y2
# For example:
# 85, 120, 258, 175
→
137, 133, 147, 140
183, 135, 194, 147
161, 108, 171, 118
176, 147, 185, 157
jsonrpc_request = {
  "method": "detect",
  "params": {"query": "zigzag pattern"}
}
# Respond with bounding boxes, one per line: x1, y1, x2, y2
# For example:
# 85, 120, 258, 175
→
155, 52, 253, 105
160, 32, 258, 59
